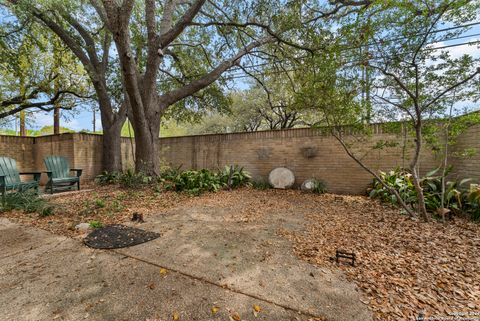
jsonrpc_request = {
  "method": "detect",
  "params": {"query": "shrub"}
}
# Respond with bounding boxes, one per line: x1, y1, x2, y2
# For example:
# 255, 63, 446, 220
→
160, 165, 251, 195
118, 169, 153, 188
466, 185, 480, 221
421, 169, 470, 213
95, 171, 121, 185
311, 179, 328, 194
162, 169, 222, 195
368, 168, 417, 207
95, 169, 153, 188
96, 165, 251, 195
369, 167, 480, 220
0, 191, 54, 217
219, 165, 252, 189
252, 179, 271, 190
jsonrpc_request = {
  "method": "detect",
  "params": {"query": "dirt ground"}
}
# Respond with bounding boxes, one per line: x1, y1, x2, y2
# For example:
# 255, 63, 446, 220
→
1, 187, 479, 320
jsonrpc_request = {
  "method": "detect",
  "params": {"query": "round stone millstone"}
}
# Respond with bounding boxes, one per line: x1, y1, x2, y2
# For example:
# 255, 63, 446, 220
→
268, 167, 295, 189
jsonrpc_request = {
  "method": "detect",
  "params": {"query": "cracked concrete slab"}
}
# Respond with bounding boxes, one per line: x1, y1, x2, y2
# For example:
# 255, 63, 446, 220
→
116, 201, 372, 321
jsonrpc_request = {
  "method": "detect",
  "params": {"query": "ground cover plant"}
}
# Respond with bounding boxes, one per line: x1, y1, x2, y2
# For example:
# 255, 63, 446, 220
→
0, 191, 54, 217
96, 165, 252, 195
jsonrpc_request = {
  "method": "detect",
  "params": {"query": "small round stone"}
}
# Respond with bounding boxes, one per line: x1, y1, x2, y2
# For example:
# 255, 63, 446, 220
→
301, 179, 316, 191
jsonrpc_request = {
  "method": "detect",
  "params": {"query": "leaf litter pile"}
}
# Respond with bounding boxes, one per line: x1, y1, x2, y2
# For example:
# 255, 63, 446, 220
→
279, 193, 480, 321
1, 187, 479, 320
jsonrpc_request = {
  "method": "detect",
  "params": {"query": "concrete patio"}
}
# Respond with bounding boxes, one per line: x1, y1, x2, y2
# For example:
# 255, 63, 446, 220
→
0, 197, 371, 321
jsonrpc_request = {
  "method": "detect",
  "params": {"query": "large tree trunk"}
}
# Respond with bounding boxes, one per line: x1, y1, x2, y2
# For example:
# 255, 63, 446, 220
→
101, 118, 124, 172
98, 96, 126, 173
131, 111, 161, 175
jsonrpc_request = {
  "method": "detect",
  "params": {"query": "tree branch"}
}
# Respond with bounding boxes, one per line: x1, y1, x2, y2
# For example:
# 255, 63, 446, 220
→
158, 0, 206, 49
160, 36, 273, 107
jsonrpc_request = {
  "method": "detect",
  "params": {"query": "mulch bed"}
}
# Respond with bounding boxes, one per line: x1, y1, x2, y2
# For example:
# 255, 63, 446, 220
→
84, 224, 160, 249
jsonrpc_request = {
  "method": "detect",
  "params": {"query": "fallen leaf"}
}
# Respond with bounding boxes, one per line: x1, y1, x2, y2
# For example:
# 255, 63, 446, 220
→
211, 306, 220, 315
229, 312, 241, 321
160, 268, 168, 276
148, 283, 155, 290
253, 304, 261, 317
172, 311, 179, 320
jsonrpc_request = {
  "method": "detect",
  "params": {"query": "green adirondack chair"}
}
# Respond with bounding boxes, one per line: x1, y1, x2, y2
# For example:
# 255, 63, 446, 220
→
44, 156, 82, 194
0, 157, 41, 202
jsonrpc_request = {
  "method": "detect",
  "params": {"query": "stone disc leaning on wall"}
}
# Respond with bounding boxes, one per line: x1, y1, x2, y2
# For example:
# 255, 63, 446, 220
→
268, 167, 295, 189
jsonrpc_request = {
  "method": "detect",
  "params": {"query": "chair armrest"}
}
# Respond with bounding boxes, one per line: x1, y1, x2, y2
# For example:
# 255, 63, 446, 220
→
19, 172, 42, 182
70, 169, 83, 177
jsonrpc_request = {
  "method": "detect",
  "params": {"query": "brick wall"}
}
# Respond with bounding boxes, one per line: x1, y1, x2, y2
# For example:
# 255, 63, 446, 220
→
449, 125, 480, 182
157, 127, 443, 194
0, 124, 478, 194
0, 135, 34, 173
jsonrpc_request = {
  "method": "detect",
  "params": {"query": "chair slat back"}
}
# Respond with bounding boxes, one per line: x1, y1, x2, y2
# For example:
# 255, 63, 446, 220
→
0, 157, 21, 186
44, 156, 70, 178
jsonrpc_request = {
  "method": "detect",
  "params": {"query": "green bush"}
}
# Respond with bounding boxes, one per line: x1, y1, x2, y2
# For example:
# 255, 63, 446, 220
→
219, 165, 252, 189
466, 185, 480, 220
95, 169, 153, 188
118, 169, 153, 188
421, 169, 470, 213
252, 179, 271, 190
160, 165, 251, 195
162, 169, 222, 195
95, 171, 121, 185
368, 168, 417, 207
311, 179, 328, 194
369, 167, 480, 220
96, 166, 251, 195
0, 191, 54, 217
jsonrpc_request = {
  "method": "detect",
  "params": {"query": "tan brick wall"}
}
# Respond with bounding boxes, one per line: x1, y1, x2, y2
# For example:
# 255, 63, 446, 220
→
33, 134, 76, 185
0, 135, 35, 173
0, 123, 478, 194
70, 133, 103, 181
449, 125, 480, 182
158, 128, 444, 194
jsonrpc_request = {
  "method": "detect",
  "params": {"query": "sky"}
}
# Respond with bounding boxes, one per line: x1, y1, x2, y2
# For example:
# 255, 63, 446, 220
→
4, 23, 480, 134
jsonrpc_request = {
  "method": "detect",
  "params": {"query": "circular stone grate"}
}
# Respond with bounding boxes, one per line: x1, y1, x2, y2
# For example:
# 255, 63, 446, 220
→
83, 224, 160, 249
